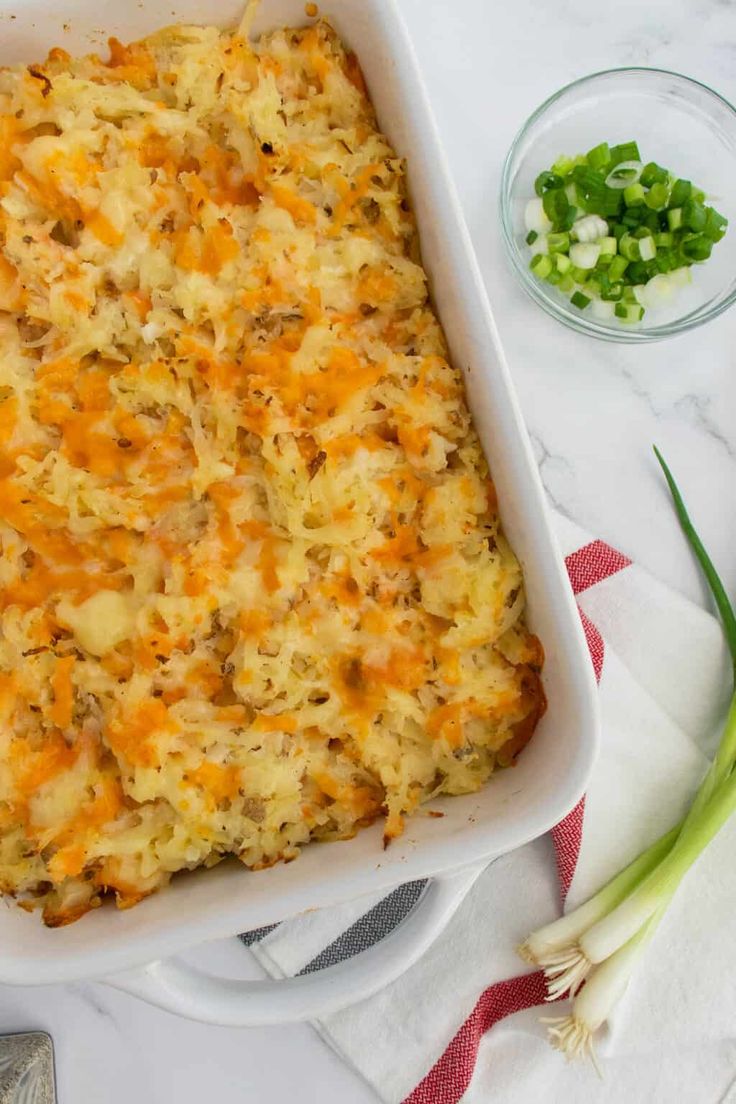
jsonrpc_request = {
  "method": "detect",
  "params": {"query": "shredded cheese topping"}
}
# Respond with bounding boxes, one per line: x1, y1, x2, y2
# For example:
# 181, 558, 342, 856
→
0, 17, 544, 926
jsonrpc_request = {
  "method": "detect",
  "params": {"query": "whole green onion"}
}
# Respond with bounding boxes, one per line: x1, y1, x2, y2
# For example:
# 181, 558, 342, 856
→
521, 450, 736, 1063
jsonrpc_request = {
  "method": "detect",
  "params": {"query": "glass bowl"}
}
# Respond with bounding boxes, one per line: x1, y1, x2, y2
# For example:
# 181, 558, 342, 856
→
500, 68, 736, 342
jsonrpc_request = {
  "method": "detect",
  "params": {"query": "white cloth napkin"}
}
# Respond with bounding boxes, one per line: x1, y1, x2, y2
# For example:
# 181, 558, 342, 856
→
251, 515, 736, 1103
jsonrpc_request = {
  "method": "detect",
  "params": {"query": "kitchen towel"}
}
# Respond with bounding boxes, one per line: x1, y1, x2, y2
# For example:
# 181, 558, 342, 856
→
245, 514, 736, 1104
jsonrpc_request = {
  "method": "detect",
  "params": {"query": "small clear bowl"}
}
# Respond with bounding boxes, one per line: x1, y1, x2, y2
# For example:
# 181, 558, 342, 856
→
500, 68, 736, 342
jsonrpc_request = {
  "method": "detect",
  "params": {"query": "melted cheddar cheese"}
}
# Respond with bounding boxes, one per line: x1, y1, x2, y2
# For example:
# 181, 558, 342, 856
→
0, 14, 544, 925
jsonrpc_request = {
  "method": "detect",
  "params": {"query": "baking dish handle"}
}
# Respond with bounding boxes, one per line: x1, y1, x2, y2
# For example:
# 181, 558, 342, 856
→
102, 863, 484, 1026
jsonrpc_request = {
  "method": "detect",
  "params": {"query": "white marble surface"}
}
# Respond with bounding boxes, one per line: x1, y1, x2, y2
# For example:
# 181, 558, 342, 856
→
2, 0, 735, 1101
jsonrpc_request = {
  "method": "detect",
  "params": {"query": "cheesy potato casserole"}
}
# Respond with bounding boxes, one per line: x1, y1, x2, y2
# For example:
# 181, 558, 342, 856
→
0, 11, 544, 925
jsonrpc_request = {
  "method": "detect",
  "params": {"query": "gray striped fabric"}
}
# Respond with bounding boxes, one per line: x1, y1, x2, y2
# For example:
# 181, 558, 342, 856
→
238, 924, 279, 947
238, 879, 428, 970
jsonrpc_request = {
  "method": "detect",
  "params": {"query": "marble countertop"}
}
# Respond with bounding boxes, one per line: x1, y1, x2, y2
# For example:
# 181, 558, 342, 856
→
2, 0, 734, 1101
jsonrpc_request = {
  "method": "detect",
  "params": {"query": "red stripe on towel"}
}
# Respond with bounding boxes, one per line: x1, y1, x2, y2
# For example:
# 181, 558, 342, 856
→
403, 972, 551, 1104
565, 540, 631, 594
552, 796, 586, 902
579, 608, 605, 682
402, 539, 614, 1104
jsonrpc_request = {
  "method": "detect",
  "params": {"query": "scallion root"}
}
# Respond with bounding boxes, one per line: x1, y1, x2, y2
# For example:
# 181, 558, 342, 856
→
538, 944, 592, 1000
541, 1014, 601, 1073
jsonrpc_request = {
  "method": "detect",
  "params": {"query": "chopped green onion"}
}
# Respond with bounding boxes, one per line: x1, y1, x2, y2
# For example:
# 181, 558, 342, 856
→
571, 165, 622, 216
570, 290, 591, 309
588, 270, 609, 294
638, 235, 656, 262
681, 234, 713, 262
528, 234, 549, 259
655, 249, 677, 273
570, 164, 605, 197
523, 140, 726, 319
623, 182, 646, 206
586, 142, 611, 171
571, 214, 609, 242
645, 182, 669, 210
639, 161, 668, 187
669, 178, 691, 207
590, 298, 616, 320
547, 231, 570, 254
638, 272, 675, 306
683, 198, 707, 231
529, 253, 552, 279
535, 170, 564, 197
704, 206, 728, 242
622, 208, 644, 228
569, 242, 600, 269
642, 208, 660, 232
609, 140, 641, 166
542, 187, 570, 227
669, 265, 693, 289
525, 197, 552, 234
558, 205, 578, 232
614, 302, 645, 321
626, 260, 649, 284
619, 232, 641, 261
608, 255, 629, 281
667, 207, 683, 231
606, 161, 643, 189
551, 154, 577, 177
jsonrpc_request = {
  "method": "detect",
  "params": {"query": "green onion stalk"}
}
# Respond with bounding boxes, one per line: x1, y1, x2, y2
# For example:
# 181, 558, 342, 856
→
518, 447, 736, 1062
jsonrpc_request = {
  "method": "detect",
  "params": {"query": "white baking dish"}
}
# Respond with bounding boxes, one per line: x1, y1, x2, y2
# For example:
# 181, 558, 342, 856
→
0, 0, 599, 1024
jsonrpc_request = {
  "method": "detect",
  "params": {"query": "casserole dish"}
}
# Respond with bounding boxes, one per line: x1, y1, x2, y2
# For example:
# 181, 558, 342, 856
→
0, 0, 599, 1024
